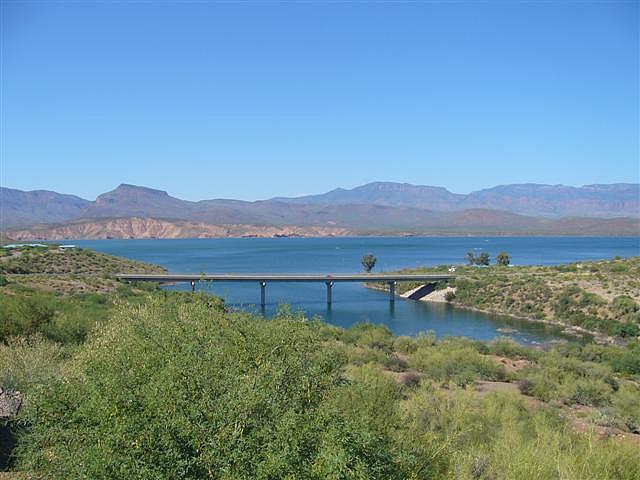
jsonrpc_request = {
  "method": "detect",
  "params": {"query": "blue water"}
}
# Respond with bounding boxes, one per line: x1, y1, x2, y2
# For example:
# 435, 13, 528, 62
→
73, 237, 640, 344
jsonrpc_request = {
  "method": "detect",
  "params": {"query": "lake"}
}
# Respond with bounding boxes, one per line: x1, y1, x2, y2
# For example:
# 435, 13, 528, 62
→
73, 236, 640, 344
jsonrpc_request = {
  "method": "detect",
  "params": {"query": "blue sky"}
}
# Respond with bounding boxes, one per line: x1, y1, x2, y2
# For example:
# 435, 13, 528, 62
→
1, 1, 638, 201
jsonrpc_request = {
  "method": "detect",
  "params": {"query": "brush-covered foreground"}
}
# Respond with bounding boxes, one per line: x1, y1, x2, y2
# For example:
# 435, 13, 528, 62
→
386, 257, 640, 338
2, 291, 640, 479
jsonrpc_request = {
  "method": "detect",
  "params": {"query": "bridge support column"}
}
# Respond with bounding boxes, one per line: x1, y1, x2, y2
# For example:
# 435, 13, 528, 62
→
326, 281, 333, 304
389, 281, 396, 303
260, 281, 266, 307
260, 282, 267, 308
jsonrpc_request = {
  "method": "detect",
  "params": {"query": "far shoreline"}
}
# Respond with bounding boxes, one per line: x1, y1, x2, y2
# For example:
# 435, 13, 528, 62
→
8, 232, 640, 241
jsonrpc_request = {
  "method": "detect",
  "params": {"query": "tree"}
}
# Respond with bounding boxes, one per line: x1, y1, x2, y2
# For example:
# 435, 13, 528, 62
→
475, 252, 490, 266
466, 252, 475, 265
361, 253, 377, 272
496, 252, 510, 266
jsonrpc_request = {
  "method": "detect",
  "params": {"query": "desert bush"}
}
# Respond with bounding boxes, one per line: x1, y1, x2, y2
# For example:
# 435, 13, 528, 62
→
0, 296, 55, 340
393, 335, 418, 354
0, 335, 68, 391
609, 343, 640, 376
341, 342, 388, 366
611, 383, 640, 432
518, 354, 617, 406
611, 295, 639, 319
409, 341, 505, 387
613, 322, 640, 338
569, 378, 612, 407
488, 337, 539, 361
15, 297, 446, 479
414, 331, 437, 348
342, 322, 394, 350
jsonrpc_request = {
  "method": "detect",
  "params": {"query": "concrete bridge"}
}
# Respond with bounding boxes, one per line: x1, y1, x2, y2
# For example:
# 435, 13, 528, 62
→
116, 273, 455, 306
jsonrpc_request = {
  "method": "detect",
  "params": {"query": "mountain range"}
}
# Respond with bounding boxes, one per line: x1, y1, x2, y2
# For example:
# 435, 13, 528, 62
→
1, 182, 639, 239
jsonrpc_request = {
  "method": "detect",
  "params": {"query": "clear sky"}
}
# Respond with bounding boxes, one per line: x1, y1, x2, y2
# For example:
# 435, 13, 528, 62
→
1, 1, 638, 201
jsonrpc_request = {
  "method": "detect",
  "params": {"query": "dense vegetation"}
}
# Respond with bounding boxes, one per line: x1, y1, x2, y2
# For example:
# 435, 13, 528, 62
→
3, 295, 639, 478
388, 256, 640, 338
2, 250, 640, 478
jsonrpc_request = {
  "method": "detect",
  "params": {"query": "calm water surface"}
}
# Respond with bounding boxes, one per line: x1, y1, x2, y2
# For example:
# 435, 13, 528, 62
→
73, 237, 640, 344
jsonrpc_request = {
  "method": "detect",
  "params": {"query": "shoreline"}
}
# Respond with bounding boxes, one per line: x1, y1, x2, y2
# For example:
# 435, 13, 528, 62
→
364, 282, 612, 344
7, 232, 640, 241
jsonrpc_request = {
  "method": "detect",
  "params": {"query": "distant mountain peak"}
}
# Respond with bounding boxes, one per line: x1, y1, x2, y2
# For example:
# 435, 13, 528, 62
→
2, 182, 638, 231
107, 183, 170, 195
95, 184, 173, 204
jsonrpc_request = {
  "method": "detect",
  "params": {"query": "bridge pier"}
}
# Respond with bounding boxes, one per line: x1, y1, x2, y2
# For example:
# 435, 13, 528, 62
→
260, 281, 266, 307
389, 281, 396, 302
326, 281, 333, 304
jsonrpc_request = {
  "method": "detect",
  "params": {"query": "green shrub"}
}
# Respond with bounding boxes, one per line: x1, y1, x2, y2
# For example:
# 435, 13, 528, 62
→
611, 295, 639, 318
488, 337, 539, 361
519, 354, 617, 406
15, 297, 446, 479
341, 342, 388, 366
611, 383, 640, 431
409, 341, 505, 387
393, 335, 418, 354
569, 379, 612, 407
613, 322, 640, 338
342, 322, 394, 350
0, 335, 68, 391
414, 331, 437, 348
0, 297, 55, 340
610, 345, 640, 376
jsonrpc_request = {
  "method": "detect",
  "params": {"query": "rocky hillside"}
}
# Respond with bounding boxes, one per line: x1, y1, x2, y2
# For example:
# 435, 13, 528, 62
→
8, 214, 640, 239
0, 245, 166, 275
8, 217, 353, 240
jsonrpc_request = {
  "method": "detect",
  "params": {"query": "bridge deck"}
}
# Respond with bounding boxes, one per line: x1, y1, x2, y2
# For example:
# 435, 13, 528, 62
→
116, 273, 455, 282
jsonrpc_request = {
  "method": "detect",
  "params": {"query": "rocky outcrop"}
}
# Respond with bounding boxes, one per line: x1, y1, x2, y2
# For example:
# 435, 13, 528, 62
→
0, 388, 22, 419
9, 217, 353, 240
